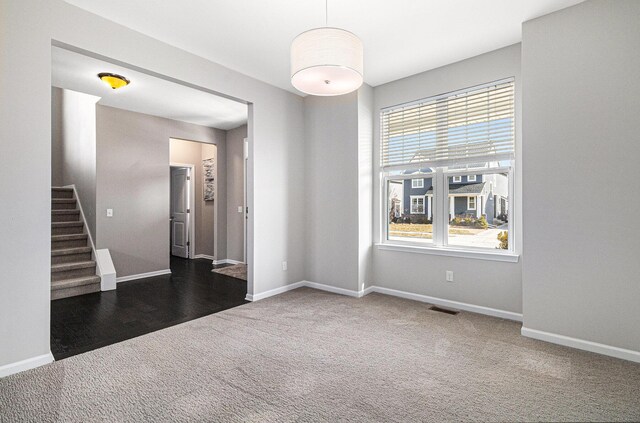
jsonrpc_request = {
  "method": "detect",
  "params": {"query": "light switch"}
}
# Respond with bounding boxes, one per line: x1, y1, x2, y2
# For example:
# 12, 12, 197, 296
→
238, 206, 243, 213
106, 208, 113, 217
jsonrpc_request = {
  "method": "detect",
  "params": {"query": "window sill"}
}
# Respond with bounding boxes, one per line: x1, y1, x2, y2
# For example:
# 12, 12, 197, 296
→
375, 242, 520, 263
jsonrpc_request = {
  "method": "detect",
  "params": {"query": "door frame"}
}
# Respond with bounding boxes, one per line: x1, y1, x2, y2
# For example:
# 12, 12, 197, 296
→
243, 137, 248, 263
170, 163, 196, 259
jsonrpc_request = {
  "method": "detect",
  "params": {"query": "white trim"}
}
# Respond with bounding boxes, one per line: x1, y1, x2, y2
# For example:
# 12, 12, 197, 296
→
212, 259, 243, 265
0, 352, 54, 378
409, 195, 425, 214
194, 254, 215, 260
467, 174, 477, 182
467, 196, 476, 210
245, 282, 520, 322
373, 286, 522, 321
452, 176, 462, 183
245, 281, 305, 301
376, 242, 519, 263
95, 249, 116, 291
522, 327, 640, 363
116, 269, 171, 283
246, 281, 372, 302
304, 281, 368, 298
411, 178, 424, 188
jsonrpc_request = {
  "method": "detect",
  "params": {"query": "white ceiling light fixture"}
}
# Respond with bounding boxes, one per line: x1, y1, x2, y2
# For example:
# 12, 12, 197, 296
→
290, 0, 363, 96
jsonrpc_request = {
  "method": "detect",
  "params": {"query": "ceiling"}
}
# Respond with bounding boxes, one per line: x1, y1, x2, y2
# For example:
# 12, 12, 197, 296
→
52, 46, 248, 130
64, 0, 583, 95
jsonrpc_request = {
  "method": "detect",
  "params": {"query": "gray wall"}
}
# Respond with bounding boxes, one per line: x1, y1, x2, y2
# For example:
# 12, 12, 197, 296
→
170, 138, 219, 258
372, 44, 523, 314
225, 125, 247, 262
304, 92, 360, 291
51, 87, 100, 239
1, 0, 304, 369
522, 0, 640, 351
96, 105, 226, 278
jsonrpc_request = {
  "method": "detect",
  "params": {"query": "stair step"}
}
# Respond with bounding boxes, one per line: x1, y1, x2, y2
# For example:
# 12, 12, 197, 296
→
51, 260, 96, 281
51, 275, 101, 300
52, 221, 84, 235
51, 246, 92, 264
52, 198, 77, 210
52, 187, 74, 199
52, 209, 80, 222
51, 246, 92, 256
52, 233, 88, 249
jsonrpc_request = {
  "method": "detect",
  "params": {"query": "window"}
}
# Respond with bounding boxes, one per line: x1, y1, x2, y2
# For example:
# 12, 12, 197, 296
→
381, 79, 515, 255
410, 196, 425, 214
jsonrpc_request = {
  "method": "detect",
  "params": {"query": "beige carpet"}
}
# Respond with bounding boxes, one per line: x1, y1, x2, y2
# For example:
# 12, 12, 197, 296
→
211, 263, 247, 281
1, 288, 639, 422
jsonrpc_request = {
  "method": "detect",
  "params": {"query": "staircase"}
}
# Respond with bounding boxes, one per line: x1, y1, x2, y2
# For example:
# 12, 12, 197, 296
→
51, 187, 101, 300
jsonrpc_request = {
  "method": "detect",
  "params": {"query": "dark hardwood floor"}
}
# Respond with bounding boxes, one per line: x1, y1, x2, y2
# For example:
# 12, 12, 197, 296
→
51, 257, 248, 360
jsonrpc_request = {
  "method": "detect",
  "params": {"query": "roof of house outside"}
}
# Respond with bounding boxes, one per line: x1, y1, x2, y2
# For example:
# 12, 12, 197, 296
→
426, 182, 486, 195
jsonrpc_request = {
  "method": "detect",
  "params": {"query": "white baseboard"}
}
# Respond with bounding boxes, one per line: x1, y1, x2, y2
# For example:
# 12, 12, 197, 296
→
0, 352, 54, 378
370, 286, 522, 321
116, 269, 171, 283
194, 254, 215, 261
521, 327, 640, 363
213, 259, 243, 265
245, 281, 305, 301
245, 281, 521, 322
303, 281, 369, 298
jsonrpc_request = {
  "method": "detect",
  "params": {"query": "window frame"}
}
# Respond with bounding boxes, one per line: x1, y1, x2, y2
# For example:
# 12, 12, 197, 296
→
467, 175, 477, 182
411, 178, 424, 189
381, 166, 517, 261
452, 176, 462, 183
467, 196, 477, 210
410, 195, 425, 214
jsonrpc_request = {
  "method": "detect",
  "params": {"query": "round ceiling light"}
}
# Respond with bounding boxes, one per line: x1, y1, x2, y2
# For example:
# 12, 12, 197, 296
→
291, 28, 363, 96
98, 72, 130, 90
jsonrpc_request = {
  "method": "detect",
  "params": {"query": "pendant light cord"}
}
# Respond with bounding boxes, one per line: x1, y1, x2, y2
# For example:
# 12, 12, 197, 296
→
325, 0, 328, 27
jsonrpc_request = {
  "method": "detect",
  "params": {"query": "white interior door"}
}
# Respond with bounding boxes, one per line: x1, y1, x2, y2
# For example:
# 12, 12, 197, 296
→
171, 167, 190, 258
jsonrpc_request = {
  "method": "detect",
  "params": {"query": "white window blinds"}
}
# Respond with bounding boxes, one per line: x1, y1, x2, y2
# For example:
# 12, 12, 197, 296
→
381, 79, 515, 171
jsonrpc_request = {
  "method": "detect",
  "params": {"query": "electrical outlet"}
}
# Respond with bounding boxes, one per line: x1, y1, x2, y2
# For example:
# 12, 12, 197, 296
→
282, 261, 288, 271
446, 270, 454, 282
106, 208, 113, 217
238, 206, 243, 213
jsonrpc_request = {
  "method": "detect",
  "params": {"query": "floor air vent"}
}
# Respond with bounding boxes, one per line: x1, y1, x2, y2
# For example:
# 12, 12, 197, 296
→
429, 306, 460, 315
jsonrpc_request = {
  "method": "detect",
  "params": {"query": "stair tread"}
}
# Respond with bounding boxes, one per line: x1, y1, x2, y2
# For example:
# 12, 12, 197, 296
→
51, 260, 96, 272
52, 221, 83, 227
52, 233, 87, 241
51, 246, 92, 256
51, 187, 73, 192
51, 275, 101, 291
52, 198, 76, 203
52, 209, 80, 214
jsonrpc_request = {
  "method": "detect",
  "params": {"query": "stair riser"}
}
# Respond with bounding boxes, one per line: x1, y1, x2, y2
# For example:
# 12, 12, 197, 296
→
52, 213, 80, 222
52, 190, 74, 199
52, 226, 84, 235
51, 283, 100, 300
51, 266, 96, 281
52, 239, 88, 249
51, 252, 92, 265
52, 202, 77, 210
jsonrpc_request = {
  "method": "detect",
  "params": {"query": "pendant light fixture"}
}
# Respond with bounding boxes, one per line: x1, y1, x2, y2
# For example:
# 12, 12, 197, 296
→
290, 0, 363, 96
